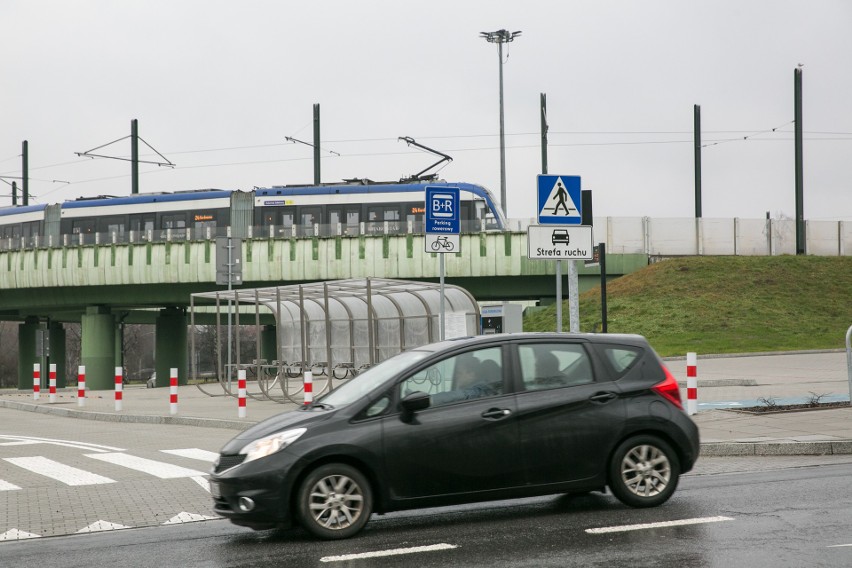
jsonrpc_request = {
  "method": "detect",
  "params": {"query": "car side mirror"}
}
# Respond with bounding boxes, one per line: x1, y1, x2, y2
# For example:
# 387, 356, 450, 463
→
400, 391, 431, 416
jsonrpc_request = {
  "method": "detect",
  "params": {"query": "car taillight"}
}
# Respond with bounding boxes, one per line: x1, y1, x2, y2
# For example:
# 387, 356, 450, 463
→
652, 364, 684, 410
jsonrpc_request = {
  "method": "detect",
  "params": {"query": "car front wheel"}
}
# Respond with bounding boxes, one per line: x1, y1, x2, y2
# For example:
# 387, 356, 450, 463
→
296, 463, 373, 540
608, 435, 680, 508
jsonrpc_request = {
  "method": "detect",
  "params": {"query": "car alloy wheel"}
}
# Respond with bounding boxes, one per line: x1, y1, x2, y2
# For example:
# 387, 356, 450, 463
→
297, 463, 372, 539
608, 435, 680, 508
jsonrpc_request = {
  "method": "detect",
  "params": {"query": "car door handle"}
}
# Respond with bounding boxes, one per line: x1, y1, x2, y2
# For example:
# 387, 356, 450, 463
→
589, 392, 618, 404
481, 408, 512, 420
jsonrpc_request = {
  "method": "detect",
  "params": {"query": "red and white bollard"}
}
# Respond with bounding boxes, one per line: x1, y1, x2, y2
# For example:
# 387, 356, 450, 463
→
237, 370, 247, 419
114, 366, 123, 412
686, 352, 698, 415
169, 368, 178, 416
77, 366, 86, 407
49, 364, 57, 404
33, 363, 40, 401
303, 371, 313, 406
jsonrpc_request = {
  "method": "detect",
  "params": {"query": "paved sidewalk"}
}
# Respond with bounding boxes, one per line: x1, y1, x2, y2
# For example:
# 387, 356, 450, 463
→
1, 350, 851, 457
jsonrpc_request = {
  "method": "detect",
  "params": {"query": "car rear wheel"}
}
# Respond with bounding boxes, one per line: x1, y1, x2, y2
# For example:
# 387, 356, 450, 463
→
296, 463, 372, 540
608, 435, 680, 508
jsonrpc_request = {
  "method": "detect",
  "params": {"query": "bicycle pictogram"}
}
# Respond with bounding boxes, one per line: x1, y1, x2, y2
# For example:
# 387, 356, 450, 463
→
431, 235, 455, 251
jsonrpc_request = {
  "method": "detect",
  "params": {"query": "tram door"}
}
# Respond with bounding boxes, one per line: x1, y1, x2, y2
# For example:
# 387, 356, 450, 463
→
300, 206, 321, 236
329, 207, 360, 235
130, 214, 155, 241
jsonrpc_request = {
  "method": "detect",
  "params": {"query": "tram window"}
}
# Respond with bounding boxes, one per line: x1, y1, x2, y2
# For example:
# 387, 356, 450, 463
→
162, 213, 187, 229
72, 219, 96, 234
384, 207, 400, 221
368, 206, 400, 221
300, 207, 320, 226
330, 208, 359, 229
97, 216, 126, 235
281, 211, 294, 228
22, 221, 40, 238
130, 215, 155, 233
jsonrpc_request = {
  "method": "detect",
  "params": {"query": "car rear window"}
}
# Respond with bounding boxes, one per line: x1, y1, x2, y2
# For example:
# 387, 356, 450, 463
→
593, 344, 643, 378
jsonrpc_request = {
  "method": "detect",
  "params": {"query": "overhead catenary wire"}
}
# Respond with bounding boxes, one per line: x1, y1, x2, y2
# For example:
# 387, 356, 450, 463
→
11, 119, 852, 197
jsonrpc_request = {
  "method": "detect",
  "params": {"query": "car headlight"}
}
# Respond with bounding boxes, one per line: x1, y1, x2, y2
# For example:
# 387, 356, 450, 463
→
239, 428, 307, 464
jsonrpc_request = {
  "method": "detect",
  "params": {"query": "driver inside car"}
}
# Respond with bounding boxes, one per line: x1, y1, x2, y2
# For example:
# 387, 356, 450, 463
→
431, 355, 502, 405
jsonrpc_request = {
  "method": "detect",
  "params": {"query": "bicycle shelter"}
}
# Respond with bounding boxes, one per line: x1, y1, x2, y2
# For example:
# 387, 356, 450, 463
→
189, 278, 480, 403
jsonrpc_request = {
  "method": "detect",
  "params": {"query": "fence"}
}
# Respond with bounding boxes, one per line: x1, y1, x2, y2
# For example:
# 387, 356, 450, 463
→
509, 217, 852, 257
4, 216, 852, 256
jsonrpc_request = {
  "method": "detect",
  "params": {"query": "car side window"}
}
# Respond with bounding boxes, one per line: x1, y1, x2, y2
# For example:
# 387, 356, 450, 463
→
400, 347, 503, 407
519, 343, 594, 390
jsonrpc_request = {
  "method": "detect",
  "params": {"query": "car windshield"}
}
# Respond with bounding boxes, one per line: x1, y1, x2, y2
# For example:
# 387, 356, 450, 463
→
318, 350, 431, 408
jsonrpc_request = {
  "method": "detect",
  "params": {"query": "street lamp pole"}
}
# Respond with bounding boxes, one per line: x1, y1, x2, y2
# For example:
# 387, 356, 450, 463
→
480, 29, 521, 217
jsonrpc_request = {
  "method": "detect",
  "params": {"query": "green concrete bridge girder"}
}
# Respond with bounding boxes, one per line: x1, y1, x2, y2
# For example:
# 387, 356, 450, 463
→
0, 234, 647, 314
1, 234, 648, 388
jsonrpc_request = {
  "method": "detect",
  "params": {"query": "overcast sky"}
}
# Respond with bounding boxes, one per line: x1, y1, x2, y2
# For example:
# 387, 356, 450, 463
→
2, 0, 850, 221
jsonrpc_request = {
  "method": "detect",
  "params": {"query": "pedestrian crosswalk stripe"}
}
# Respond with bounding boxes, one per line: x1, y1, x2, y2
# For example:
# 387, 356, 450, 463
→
160, 448, 219, 462
85, 452, 206, 479
192, 476, 210, 492
0, 434, 124, 453
0, 479, 21, 491
3, 456, 115, 486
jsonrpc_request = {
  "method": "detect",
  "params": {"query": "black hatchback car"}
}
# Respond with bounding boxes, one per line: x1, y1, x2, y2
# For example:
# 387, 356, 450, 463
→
209, 333, 699, 539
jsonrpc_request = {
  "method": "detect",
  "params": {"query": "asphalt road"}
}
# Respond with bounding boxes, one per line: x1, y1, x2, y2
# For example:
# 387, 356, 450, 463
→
1, 463, 851, 567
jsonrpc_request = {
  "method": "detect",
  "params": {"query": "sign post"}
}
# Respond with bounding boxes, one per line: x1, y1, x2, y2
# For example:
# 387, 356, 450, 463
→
425, 186, 460, 340
531, 175, 590, 333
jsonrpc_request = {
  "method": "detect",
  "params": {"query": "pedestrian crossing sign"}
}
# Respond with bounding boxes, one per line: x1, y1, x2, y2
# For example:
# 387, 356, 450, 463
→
537, 175, 582, 225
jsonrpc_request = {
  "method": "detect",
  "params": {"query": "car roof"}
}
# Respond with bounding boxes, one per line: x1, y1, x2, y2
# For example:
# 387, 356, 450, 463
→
412, 332, 651, 355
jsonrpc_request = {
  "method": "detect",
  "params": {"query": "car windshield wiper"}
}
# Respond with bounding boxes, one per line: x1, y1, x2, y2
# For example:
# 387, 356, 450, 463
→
303, 401, 334, 411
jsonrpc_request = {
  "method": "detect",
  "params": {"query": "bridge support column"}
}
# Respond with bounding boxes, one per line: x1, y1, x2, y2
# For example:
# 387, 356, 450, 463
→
155, 308, 187, 387
261, 325, 277, 364
81, 306, 116, 390
17, 317, 39, 390
49, 321, 67, 388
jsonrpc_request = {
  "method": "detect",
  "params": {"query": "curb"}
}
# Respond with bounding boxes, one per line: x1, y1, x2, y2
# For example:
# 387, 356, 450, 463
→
701, 440, 852, 457
663, 348, 846, 361
5, 398, 852, 457
0, 399, 254, 430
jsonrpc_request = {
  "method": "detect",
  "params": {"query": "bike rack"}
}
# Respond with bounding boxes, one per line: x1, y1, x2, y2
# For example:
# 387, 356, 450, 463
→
190, 278, 480, 403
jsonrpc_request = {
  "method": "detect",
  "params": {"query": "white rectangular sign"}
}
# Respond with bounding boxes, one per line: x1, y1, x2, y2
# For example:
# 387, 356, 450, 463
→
425, 234, 460, 254
527, 225, 594, 260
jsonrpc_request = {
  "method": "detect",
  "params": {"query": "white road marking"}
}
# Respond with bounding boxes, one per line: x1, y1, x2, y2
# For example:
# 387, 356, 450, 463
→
0, 529, 41, 540
320, 543, 458, 563
0, 479, 21, 491
0, 434, 124, 453
85, 453, 206, 479
160, 448, 219, 462
586, 515, 735, 534
3, 457, 115, 486
828, 543, 852, 548
162, 512, 218, 524
191, 476, 210, 492
76, 521, 131, 533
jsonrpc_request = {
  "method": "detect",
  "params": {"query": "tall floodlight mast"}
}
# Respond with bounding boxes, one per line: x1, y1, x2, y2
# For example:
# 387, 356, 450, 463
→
480, 29, 521, 217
